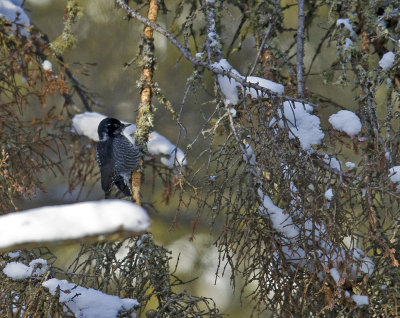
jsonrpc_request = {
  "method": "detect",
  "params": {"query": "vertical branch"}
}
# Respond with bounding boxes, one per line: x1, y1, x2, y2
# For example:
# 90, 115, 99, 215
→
296, 0, 305, 98
205, 0, 222, 62
132, 0, 159, 205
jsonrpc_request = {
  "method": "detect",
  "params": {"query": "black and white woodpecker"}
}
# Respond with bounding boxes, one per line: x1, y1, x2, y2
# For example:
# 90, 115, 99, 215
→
96, 117, 141, 199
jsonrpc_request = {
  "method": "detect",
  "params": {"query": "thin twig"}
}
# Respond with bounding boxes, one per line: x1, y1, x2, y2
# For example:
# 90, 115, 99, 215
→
304, 23, 335, 81
248, 0, 281, 76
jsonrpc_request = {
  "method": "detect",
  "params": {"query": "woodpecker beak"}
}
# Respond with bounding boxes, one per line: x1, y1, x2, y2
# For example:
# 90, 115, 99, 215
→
121, 123, 132, 129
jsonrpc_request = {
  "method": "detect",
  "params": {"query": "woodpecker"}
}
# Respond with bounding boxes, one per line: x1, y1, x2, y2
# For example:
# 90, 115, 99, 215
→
96, 117, 141, 199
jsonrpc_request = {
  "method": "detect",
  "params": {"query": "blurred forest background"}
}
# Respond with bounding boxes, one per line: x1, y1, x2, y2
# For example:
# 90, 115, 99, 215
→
1, 0, 400, 316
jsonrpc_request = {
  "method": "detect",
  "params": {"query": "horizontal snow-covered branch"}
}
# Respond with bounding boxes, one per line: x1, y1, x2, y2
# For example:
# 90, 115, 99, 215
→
0, 200, 149, 253
72, 111, 186, 168
213, 58, 285, 106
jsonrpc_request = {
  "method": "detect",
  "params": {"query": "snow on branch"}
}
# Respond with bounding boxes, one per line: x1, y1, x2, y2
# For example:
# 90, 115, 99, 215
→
42, 278, 139, 318
0, 0, 30, 37
272, 101, 324, 150
389, 166, 400, 191
336, 18, 356, 37
257, 188, 299, 239
72, 111, 186, 168
3, 258, 48, 280
212, 59, 285, 106
0, 200, 149, 253
379, 51, 395, 70
329, 110, 362, 138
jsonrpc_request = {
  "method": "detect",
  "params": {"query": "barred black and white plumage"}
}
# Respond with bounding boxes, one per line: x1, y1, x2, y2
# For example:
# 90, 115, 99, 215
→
96, 117, 141, 199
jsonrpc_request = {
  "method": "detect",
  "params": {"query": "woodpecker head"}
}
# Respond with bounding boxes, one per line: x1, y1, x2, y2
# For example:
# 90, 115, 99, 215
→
98, 117, 128, 141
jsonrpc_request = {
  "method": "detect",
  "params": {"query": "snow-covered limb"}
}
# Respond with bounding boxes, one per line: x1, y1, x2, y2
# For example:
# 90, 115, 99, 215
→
351, 294, 369, 306
72, 112, 186, 168
41, 60, 52, 71
205, 1, 284, 104
3, 258, 48, 280
212, 59, 284, 106
345, 161, 356, 170
379, 51, 395, 70
336, 18, 356, 37
257, 188, 299, 239
325, 189, 334, 201
389, 166, 400, 183
212, 60, 241, 105
0, 200, 149, 252
42, 278, 138, 318
329, 110, 362, 138
389, 166, 400, 192
272, 101, 324, 150
245, 76, 284, 98
344, 38, 353, 50
243, 143, 256, 166
323, 154, 342, 171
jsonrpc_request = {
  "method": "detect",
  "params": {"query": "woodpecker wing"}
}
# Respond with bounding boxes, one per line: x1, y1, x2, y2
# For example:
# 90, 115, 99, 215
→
96, 139, 114, 197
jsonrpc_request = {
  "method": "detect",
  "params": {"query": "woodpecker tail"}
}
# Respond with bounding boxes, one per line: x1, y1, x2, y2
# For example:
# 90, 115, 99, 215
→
104, 190, 111, 199
114, 175, 132, 197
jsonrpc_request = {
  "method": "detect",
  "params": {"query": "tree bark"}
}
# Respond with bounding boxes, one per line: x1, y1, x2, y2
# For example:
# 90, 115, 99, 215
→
131, 0, 159, 205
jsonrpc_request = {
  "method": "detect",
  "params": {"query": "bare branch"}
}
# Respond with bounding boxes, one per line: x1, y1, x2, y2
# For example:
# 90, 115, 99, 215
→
248, 0, 281, 76
296, 0, 305, 98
